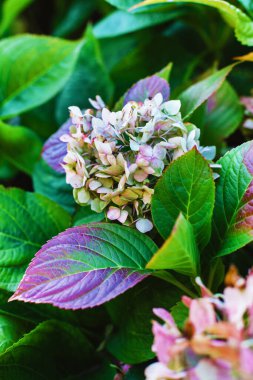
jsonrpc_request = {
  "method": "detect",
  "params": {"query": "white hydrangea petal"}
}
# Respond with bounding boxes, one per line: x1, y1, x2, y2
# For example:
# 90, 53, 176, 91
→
162, 100, 181, 115
107, 207, 121, 220
136, 218, 153, 233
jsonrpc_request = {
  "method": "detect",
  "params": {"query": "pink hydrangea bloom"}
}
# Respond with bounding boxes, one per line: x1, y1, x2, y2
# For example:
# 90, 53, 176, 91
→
145, 267, 253, 380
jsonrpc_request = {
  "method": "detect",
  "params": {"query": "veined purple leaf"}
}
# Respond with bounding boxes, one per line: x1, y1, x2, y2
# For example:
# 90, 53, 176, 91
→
211, 141, 253, 256
124, 75, 170, 105
10, 223, 157, 309
42, 119, 71, 173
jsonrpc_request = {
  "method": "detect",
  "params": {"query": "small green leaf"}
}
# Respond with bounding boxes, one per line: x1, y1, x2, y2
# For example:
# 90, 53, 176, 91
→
132, 0, 253, 46
179, 64, 235, 119
0, 35, 81, 118
0, 120, 42, 174
147, 214, 199, 276
211, 141, 253, 256
0, 186, 71, 291
152, 148, 215, 249
171, 301, 188, 329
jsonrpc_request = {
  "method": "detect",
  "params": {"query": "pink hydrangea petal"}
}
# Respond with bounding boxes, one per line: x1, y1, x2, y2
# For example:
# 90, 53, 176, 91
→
189, 299, 216, 334
107, 207, 121, 220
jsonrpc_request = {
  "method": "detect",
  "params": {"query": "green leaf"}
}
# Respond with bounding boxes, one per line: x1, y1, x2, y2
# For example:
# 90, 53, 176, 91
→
107, 277, 181, 364
56, 25, 114, 124
0, 35, 81, 118
0, 0, 34, 36
152, 148, 215, 249
132, 0, 253, 46
0, 320, 94, 380
0, 120, 42, 174
94, 8, 185, 38
72, 206, 104, 226
197, 81, 244, 147
147, 214, 199, 276
211, 141, 253, 256
0, 313, 31, 354
0, 186, 71, 291
178, 64, 235, 119
32, 159, 76, 214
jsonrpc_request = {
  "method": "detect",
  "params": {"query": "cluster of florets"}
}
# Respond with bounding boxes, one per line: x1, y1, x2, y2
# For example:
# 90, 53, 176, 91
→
145, 266, 253, 380
61, 93, 215, 232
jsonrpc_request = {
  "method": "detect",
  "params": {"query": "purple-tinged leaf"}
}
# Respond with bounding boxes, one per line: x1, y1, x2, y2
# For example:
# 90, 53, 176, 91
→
124, 75, 170, 105
10, 223, 157, 309
211, 141, 253, 256
42, 119, 71, 173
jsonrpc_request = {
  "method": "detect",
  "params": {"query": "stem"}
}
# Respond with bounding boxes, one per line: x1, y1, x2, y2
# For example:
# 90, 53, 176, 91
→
153, 271, 198, 298
207, 257, 219, 290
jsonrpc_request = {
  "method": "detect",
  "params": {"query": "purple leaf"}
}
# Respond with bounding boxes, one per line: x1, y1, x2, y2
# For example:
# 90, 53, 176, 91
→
124, 75, 170, 105
10, 223, 157, 309
42, 119, 71, 173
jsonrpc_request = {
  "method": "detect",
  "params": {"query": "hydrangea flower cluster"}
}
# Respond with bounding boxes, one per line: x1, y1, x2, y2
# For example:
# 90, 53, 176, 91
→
145, 266, 253, 380
61, 76, 215, 232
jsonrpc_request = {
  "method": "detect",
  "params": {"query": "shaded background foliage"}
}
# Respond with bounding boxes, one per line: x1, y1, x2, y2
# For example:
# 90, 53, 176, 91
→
0, 0, 253, 379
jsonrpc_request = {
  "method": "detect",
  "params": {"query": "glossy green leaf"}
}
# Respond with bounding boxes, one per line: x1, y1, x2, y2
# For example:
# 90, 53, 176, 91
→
0, 35, 81, 118
0, 320, 94, 380
0, 120, 42, 174
147, 214, 199, 276
94, 9, 185, 38
132, 0, 253, 46
152, 148, 215, 249
211, 141, 253, 256
179, 64, 235, 119
56, 25, 114, 124
32, 160, 76, 214
0, 186, 71, 291
107, 277, 181, 363
0, 0, 33, 36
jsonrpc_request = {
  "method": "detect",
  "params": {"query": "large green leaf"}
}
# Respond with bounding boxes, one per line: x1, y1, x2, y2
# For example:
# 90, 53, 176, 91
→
56, 26, 114, 124
0, 186, 71, 291
152, 148, 215, 249
94, 8, 185, 38
32, 160, 76, 214
211, 141, 253, 256
0, 320, 94, 380
132, 0, 253, 46
178, 64, 235, 119
107, 277, 181, 364
0, 120, 42, 174
0, 0, 34, 36
0, 35, 81, 118
147, 213, 199, 276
